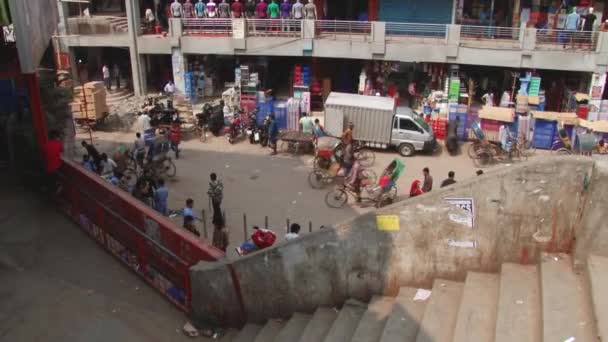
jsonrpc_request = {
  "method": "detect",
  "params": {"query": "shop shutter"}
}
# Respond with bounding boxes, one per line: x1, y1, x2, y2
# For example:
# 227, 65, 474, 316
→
378, 0, 453, 24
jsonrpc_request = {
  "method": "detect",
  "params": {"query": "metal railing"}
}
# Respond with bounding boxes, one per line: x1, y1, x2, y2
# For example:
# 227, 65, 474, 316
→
385, 22, 447, 39
246, 19, 302, 37
536, 29, 599, 51
182, 18, 233, 36
315, 20, 372, 40
460, 25, 520, 41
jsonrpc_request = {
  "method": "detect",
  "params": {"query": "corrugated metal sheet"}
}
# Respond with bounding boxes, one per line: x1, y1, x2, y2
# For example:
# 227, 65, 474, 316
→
378, 0, 453, 24
478, 106, 515, 123
324, 92, 395, 144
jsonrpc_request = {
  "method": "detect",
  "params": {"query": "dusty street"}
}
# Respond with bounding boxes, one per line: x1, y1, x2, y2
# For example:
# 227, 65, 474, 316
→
76, 128, 529, 257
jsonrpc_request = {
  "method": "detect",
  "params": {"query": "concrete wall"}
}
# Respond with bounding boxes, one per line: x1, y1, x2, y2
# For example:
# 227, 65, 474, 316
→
190, 157, 594, 326
574, 157, 608, 267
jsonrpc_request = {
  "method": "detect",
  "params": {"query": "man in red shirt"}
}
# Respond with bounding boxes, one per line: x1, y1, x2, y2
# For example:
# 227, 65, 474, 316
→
169, 123, 181, 159
45, 130, 63, 193
231, 0, 244, 18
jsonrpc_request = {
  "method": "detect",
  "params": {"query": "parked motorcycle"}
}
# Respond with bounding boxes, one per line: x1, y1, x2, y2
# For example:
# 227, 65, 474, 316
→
247, 110, 260, 144
257, 116, 270, 147
228, 112, 246, 144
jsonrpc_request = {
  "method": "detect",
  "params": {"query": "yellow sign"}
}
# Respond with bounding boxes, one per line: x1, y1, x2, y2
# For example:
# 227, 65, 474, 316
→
376, 215, 400, 231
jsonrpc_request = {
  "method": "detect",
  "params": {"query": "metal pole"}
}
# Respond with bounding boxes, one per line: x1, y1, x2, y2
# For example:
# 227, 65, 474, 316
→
286, 218, 290, 233
309, 221, 312, 233
489, 0, 495, 28
243, 213, 248, 242
264, 216, 268, 230
201, 210, 208, 239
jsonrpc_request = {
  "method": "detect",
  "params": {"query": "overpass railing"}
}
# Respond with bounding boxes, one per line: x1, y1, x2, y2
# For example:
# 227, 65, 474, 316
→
536, 29, 599, 51
315, 20, 372, 40
182, 18, 233, 36
56, 159, 224, 313
460, 25, 521, 40
246, 19, 302, 37
385, 22, 448, 39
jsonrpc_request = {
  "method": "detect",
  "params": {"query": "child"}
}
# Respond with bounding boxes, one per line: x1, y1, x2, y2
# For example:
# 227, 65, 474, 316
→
236, 226, 276, 255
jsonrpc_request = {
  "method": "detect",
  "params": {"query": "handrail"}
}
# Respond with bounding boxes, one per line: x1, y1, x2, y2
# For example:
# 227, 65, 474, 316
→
385, 22, 447, 39
315, 20, 372, 40
460, 25, 520, 40
536, 29, 599, 50
183, 18, 233, 36
246, 19, 302, 37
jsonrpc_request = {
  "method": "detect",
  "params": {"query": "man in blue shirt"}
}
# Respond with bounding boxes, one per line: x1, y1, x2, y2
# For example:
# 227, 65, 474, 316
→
182, 198, 199, 222
154, 179, 169, 216
268, 114, 279, 155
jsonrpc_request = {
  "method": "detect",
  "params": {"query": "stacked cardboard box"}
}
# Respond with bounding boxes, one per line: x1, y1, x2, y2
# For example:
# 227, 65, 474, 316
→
71, 81, 108, 121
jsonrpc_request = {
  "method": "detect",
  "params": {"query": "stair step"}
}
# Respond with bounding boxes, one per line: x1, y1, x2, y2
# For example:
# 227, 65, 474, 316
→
415, 279, 464, 342
233, 324, 263, 342
494, 263, 541, 342
253, 320, 285, 342
273, 313, 311, 342
298, 307, 338, 342
541, 254, 596, 342
351, 296, 395, 342
322, 299, 367, 342
588, 254, 608, 340
379, 287, 428, 342
452, 272, 500, 342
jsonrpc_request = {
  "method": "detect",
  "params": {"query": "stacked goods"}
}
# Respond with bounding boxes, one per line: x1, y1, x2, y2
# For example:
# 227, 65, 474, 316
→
431, 118, 447, 140
448, 104, 468, 140
71, 81, 108, 122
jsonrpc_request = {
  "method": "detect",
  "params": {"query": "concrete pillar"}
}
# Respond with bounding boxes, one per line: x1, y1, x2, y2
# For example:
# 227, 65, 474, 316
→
303, 19, 315, 39
596, 31, 608, 53
371, 21, 386, 55
171, 48, 186, 95
446, 25, 461, 58
126, 0, 144, 96
170, 18, 183, 38
57, 1, 70, 36
232, 18, 246, 50
522, 27, 536, 51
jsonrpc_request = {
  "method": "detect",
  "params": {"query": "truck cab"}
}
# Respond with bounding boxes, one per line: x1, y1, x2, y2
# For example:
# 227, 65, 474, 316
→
391, 107, 437, 156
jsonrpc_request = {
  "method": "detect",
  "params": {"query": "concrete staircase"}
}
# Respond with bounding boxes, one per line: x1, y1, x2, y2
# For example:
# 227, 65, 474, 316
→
106, 88, 134, 105
105, 16, 129, 33
220, 253, 608, 341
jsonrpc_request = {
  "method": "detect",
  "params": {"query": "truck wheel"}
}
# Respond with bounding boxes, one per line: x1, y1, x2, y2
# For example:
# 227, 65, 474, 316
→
398, 143, 415, 157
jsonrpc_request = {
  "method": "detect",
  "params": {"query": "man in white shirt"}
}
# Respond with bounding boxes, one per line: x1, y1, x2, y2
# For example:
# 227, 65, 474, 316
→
164, 81, 176, 97
102, 65, 111, 90
136, 112, 152, 134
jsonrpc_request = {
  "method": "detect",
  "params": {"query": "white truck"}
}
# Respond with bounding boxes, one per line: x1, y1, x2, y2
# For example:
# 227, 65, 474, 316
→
324, 92, 438, 156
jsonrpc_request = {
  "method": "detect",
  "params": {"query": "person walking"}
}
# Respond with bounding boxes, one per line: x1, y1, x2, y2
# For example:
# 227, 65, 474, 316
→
112, 64, 120, 90
267, 114, 279, 155
440, 171, 456, 188
153, 178, 169, 215
422, 167, 433, 192
169, 122, 181, 159
133, 132, 146, 168
102, 64, 111, 90
212, 225, 229, 252
207, 173, 225, 229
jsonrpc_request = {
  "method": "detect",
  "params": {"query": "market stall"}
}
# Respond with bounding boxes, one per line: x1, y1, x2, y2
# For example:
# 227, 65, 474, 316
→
530, 111, 579, 150
477, 106, 516, 142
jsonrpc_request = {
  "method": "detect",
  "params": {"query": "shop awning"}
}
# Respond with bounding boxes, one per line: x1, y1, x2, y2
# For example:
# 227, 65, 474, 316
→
478, 106, 515, 123
531, 111, 579, 126
579, 119, 608, 133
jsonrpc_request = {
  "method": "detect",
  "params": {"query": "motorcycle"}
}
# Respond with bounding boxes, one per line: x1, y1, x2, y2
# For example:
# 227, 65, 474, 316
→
227, 112, 246, 144
247, 110, 260, 144
257, 116, 270, 147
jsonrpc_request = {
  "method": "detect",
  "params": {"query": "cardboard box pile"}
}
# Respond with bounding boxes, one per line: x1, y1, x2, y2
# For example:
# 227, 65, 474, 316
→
71, 81, 108, 121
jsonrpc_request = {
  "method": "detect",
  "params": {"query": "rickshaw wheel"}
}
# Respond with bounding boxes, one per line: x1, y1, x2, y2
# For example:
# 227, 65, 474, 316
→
325, 189, 348, 208
473, 150, 493, 168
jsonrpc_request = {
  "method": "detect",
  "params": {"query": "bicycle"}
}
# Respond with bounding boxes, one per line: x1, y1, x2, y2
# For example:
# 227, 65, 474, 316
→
325, 182, 397, 209
308, 165, 377, 190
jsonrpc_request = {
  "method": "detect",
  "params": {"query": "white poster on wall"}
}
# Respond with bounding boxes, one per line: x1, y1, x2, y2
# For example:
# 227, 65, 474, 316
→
445, 198, 475, 229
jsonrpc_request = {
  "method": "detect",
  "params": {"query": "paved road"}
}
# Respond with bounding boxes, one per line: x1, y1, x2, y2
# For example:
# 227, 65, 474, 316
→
76, 129, 519, 257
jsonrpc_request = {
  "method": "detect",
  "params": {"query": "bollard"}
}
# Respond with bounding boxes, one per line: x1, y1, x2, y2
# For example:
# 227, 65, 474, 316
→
202, 209, 208, 239
309, 221, 312, 233
223, 210, 226, 225
286, 218, 290, 233
243, 213, 248, 243
265, 216, 268, 230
